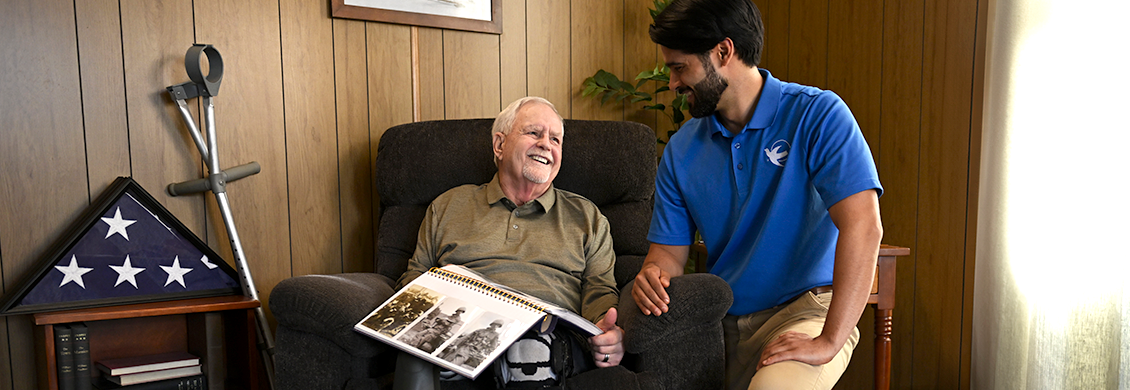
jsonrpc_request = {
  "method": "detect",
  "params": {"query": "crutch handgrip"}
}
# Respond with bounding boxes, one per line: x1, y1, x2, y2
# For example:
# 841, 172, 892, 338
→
166, 178, 210, 197
167, 161, 261, 197
225, 161, 261, 182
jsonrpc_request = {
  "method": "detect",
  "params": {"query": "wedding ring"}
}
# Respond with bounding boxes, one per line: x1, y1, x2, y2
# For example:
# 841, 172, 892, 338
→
602, 354, 610, 363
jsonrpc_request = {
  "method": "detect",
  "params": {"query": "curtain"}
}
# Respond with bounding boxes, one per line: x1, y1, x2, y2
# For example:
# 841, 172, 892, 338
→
973, 0, 1130, 389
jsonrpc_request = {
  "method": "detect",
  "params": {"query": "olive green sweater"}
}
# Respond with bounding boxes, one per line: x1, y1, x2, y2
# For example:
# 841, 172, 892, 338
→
398, 175, 618, 324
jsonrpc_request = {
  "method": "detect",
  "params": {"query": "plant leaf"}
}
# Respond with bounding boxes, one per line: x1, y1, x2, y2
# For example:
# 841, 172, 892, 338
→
649, 0, 671, 21
639, 66, 670, 83
582, 84, 598, 97
673, 94, 688, 108
595, 70, 620, 88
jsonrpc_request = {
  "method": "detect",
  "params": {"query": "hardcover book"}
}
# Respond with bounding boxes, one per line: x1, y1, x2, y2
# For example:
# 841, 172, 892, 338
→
71, 323, 92, 390
353, 264, 601, 379
96, 352, 200, 376
92, 373, 205, 390
54, 325, 75, 390
104, 365, 201, 386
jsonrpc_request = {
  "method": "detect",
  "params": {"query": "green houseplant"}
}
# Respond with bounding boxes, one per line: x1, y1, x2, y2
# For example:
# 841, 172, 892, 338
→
580, 0, 688, 143
580, 0, 707, 274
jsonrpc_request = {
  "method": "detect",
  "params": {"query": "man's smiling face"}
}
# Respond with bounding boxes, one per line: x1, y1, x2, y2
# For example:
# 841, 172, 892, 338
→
662, 46, 730, 118
496, 102, 563, 186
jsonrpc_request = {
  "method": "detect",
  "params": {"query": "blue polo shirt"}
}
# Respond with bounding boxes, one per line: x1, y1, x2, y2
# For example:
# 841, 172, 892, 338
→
648, 69, 882, 315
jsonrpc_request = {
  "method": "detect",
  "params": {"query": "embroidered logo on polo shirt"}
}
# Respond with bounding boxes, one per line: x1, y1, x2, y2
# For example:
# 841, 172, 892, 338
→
764, 140, 790, 167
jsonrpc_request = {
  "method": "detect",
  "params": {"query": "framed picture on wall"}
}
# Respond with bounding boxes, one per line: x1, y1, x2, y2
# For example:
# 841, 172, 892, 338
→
330, 0, 502, 35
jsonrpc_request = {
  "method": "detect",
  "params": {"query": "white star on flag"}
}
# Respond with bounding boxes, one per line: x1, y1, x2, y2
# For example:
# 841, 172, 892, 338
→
101, 207, 137, 240
109, 255, 146, 288
200, 255, 219, 270
160, 256, 193, 288
55, 255, 94, 289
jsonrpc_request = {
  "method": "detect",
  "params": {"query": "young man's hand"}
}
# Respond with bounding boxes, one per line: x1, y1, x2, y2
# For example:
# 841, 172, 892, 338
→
632, 263, 672, 315
757, 331, 838, 369
631, 243, 690, 315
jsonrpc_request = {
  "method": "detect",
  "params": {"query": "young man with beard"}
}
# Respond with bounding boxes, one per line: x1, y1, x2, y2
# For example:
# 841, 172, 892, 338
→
630, 0, 884, 389
393, 97, 624, 389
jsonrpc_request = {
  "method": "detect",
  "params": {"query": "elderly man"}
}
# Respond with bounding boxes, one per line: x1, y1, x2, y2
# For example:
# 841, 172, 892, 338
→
393, 96, 624, 389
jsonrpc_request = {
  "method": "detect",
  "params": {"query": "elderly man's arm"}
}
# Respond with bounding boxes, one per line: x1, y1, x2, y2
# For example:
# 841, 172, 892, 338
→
580, 214, 624, 367
397, 203, 440, 288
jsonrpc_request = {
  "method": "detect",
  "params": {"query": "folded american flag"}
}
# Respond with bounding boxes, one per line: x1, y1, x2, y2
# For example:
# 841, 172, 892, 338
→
0, 177, 241, 314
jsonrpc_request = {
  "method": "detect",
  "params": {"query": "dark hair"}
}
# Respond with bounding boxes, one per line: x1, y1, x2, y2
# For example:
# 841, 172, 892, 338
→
649, 0, 764, 67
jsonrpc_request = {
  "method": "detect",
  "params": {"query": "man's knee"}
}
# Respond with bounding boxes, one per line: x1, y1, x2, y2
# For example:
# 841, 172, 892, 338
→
393, 352, 440, 390
747, 360, 832, 390
745, 329, 858, 390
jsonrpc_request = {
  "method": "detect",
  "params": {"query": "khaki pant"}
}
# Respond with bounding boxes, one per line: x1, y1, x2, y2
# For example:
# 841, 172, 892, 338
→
723, 291, 859, 390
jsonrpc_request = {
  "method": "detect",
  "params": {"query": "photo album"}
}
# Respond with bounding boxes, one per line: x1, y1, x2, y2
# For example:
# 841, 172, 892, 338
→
353, 264, 601, 379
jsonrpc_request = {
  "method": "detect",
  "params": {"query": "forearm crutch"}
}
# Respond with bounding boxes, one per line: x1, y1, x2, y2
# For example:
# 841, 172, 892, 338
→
164, 44, 275, 389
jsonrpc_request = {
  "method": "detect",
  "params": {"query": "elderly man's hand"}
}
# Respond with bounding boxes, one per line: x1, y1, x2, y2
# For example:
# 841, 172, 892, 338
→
588, 308, 624, 367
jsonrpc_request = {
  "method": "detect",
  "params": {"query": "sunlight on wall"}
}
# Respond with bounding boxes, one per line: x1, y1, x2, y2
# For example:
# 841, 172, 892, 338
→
1000, 0, 1130, 331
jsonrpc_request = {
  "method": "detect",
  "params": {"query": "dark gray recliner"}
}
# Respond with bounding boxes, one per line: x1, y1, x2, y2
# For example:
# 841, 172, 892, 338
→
269, 119, 732, 390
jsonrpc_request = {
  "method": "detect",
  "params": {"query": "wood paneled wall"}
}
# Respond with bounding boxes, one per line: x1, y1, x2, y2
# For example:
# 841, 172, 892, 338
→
0, 0, 983, 388
750, 0, 987, 388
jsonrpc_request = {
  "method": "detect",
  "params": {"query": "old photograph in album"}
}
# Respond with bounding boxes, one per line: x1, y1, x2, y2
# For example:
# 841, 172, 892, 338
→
353, 265, 547, 379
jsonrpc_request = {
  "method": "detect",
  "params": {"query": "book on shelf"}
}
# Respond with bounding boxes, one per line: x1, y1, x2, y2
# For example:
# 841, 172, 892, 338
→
96, 351, 200, 376
71, 323, 92, 390
353, 264, 602, 379
103, 365, 201, 386
54, 324, 75, 390
92, 373, 206, 390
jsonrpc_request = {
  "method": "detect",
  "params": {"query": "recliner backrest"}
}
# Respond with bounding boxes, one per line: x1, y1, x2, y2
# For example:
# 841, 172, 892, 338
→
373, 119, 656, 287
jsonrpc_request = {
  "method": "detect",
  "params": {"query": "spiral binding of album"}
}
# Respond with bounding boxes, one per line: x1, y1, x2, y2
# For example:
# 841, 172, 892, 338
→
428, 267, 545, 314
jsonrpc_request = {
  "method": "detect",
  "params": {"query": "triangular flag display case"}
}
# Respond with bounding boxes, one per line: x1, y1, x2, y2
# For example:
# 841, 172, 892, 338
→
0, 177, 242, 315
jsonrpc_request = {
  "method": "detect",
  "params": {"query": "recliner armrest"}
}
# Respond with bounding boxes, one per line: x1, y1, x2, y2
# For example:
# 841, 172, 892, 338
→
618, 273, 732, 353
270, 273, 396, 357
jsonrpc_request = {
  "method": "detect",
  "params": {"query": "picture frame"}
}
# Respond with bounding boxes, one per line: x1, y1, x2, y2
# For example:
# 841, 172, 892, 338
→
0, 177, 243, 315
330, 0, 502, 35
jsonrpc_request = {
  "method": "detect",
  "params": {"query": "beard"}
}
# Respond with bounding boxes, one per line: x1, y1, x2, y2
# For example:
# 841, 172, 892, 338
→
680, 60, 729, 118
521, 162, 551, 184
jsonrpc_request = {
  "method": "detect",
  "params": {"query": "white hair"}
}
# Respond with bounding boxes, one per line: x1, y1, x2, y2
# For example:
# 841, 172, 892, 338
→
491, 96, 563, 137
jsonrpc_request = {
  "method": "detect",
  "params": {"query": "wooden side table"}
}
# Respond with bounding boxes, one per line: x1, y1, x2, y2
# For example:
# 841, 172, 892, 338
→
869, 245, 910, 390
33, 295, 263, 390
